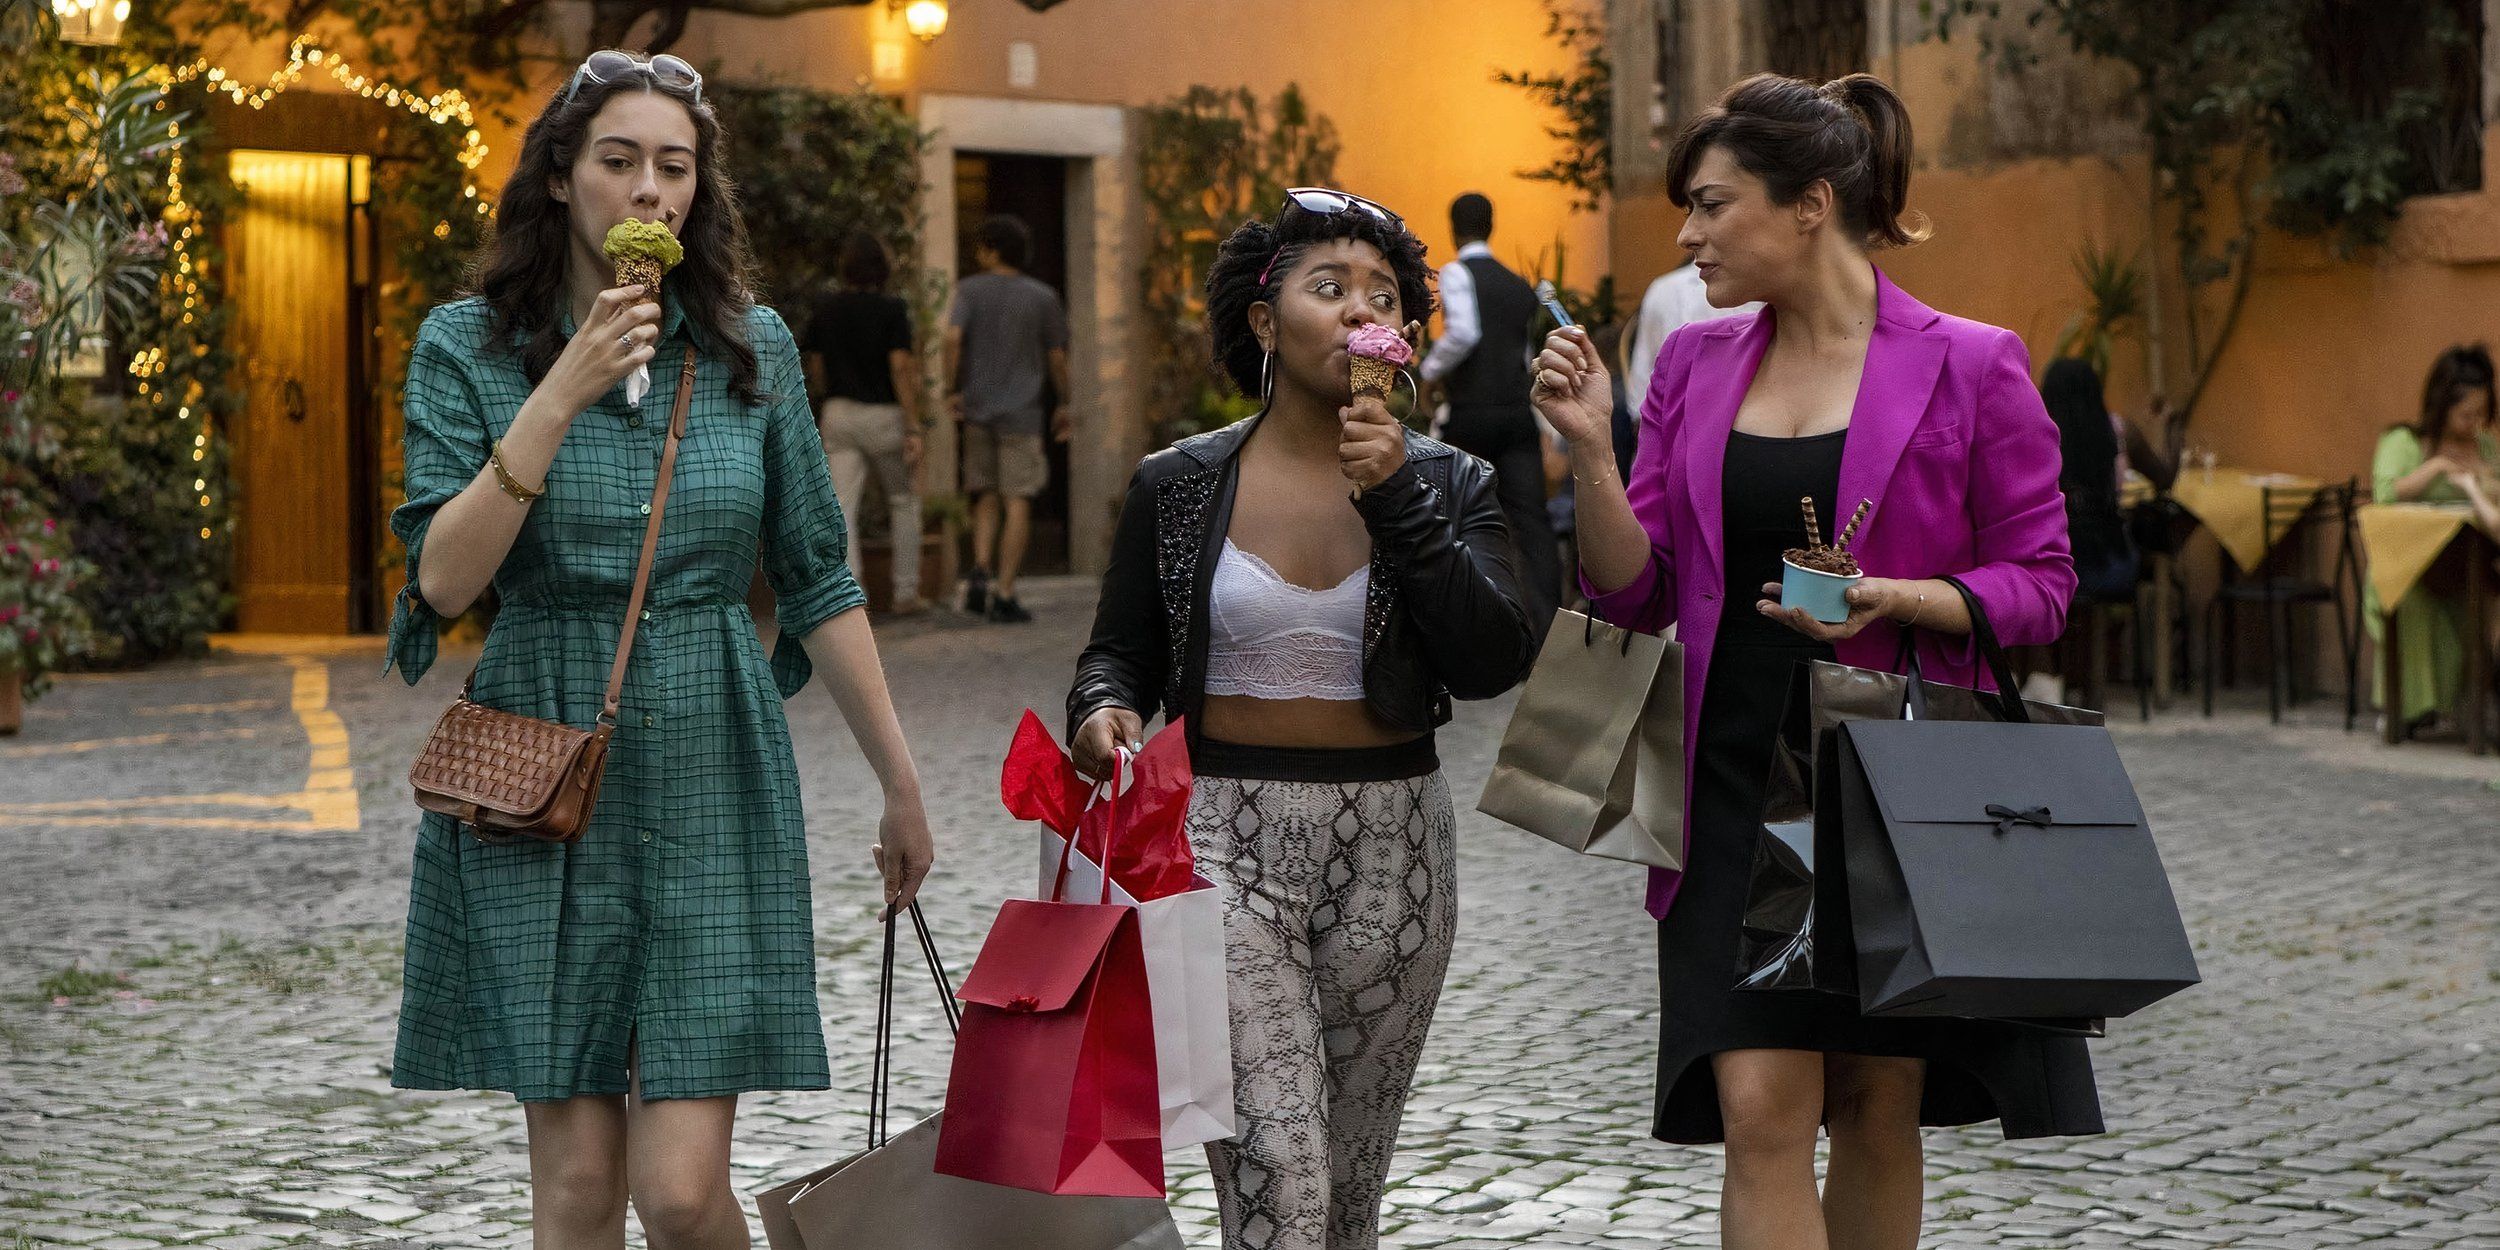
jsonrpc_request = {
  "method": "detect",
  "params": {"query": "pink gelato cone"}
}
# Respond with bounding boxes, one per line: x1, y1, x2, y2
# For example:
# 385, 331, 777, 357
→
1347, 323, 1413, 398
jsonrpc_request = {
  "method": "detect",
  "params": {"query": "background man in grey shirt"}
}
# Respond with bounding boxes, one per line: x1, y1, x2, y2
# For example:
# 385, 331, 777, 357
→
944, 214, 1070, 624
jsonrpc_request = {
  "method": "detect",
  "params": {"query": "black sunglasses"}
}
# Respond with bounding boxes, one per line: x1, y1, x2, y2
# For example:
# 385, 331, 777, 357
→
563, 51, 703, 105
1261, 188, 1405, 285
1282, 186, 1403, 228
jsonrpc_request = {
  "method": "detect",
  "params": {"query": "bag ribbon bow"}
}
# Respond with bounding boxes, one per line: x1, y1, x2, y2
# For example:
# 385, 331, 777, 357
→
1984, 803, 2054, 835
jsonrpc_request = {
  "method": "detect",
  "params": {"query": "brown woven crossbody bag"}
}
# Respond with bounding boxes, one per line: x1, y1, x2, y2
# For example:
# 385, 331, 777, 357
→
406, 346, 694, 844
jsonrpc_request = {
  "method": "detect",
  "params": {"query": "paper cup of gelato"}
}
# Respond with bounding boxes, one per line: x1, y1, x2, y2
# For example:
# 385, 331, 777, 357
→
1780, 546, 1862, 624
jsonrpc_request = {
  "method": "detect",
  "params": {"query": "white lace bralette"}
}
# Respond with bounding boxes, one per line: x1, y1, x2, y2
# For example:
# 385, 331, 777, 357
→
1204, 539, 1368, 702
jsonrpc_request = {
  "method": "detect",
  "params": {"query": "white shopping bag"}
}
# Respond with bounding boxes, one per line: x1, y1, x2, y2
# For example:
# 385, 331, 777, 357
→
1038, 777, 1237, 1150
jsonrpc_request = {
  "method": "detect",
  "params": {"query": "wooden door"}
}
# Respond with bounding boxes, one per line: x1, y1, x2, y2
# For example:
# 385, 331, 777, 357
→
228, 150, 353, 633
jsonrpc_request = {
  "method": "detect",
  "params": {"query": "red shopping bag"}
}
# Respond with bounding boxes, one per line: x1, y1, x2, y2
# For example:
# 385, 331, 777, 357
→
936, 760, 1165, 1198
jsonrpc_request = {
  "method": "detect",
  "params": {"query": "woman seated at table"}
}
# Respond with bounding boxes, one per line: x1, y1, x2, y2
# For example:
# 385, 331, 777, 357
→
2369, 344, 2500, 736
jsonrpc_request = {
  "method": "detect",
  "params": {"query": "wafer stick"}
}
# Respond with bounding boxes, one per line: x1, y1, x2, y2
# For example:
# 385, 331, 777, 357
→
1836, 498, 1872, 551
1800, 496, 1822, 549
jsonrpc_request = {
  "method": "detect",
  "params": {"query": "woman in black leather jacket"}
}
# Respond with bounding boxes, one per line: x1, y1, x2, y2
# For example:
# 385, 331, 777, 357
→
1068, 191, 1533, 1250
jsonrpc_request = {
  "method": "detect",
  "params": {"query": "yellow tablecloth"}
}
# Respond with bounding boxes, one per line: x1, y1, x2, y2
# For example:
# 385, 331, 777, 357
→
2168, 469, 2323, 572
2357, 502, 2489, 609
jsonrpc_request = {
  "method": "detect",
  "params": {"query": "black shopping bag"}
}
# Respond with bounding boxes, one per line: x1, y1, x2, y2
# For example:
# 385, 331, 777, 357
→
1831, 715, 2200, 1021
1734, 611, 2103, 996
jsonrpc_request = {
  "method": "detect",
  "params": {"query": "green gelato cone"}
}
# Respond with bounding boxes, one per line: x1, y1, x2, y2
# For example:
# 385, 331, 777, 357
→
602, 218, 684, 271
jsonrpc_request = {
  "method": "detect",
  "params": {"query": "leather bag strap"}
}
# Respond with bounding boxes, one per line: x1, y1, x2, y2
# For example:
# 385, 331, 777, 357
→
601, 345, 697, 725
1940, 574, 2031, 724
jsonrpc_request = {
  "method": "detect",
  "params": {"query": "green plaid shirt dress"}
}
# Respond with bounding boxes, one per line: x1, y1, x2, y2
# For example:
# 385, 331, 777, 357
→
383, 295, 863, 1102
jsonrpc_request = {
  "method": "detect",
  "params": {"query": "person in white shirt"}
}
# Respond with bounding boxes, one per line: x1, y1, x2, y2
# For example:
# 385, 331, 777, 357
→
1623, 259, 1761, 407
1420, 192, 1559, 625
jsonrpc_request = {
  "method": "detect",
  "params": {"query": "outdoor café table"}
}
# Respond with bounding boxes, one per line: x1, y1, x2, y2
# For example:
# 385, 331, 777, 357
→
2123, 467, 2324, 704
2359, 502, 2497, 755
2170, 467, 2325, 573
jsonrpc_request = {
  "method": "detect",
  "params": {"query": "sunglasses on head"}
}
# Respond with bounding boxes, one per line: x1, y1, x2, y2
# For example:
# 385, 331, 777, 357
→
1260, 187, 1405, 286
562, 51, 704, 105
1284, 187, 1402, 228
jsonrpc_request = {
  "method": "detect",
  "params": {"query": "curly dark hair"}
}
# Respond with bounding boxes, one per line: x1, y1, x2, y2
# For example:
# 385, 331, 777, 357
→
1205, 201, 1435, 399
469, 56, 765, 404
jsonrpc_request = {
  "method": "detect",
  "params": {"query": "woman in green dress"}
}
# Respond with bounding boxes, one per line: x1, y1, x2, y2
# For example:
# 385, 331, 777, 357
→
2368, 344, 2500, 735
382, 52, 935, 1248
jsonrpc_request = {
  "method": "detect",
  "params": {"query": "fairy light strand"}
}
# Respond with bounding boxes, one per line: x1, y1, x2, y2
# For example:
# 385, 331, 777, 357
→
134, 36, 494, 539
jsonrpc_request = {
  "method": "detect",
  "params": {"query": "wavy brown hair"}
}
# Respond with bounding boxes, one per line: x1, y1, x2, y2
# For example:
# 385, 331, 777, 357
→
469, 57, 764, 404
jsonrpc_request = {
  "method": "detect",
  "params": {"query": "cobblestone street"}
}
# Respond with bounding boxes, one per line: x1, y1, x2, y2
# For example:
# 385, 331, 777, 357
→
4, 578, 2497, 1248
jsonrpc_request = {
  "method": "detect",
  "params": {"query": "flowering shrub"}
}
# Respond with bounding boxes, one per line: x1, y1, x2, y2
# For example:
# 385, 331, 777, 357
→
0, 388, 95, 696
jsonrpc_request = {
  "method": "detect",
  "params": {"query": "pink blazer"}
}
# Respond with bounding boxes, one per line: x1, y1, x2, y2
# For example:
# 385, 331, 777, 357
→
1583, 268, 2075, 919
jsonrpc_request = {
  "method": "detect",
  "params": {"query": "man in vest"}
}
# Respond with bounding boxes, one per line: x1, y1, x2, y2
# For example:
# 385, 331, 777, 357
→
1421, 192, 1559, 626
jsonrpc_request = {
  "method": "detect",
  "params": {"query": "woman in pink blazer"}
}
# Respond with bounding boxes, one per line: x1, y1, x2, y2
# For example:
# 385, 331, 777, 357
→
1533, 73, 2097, 1250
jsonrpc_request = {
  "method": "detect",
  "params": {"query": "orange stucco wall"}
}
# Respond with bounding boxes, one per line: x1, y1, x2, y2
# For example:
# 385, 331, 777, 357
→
1616, 25, 2500, 492
192, 1, 1609, 287
672, 0, 1611, 292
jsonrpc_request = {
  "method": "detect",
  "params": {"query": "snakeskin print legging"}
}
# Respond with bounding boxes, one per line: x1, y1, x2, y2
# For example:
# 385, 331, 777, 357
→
1187, 770, 1458, 1250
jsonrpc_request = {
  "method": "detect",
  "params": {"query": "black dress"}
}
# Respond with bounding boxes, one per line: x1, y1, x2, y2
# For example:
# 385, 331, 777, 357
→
1651, 429, 2104, 1145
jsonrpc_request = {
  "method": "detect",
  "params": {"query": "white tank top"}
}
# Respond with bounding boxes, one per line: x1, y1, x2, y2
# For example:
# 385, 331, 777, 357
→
1204, 540, 1368, 701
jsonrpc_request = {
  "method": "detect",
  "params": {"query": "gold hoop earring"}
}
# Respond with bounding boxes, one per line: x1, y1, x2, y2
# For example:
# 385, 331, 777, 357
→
1259, 348, 1273, 406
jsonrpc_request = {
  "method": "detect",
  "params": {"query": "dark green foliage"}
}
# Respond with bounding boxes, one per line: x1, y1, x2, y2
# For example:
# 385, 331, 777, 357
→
1494, 0, 1612, 214
1137, 85, 1340, 447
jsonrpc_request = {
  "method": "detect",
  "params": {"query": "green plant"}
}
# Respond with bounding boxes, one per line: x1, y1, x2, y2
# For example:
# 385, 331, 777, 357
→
1138, 85, 1341, 447
920, 492, 972, 531
1494, 0, 1613, 213
2052, 240, 2141, 378
0, 70, 183, 392
0, 51, 191, 688
10, 52, 238, 665
712, 84, 930, 318
713, 82, 939, 448
0, 393, 95, 697
1923, 0, 2481, 457
1518, 237, 1617, 331
373, 104, 499, 609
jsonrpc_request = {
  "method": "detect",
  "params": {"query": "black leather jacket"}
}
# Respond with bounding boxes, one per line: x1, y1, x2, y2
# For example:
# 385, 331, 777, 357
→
1069, 417, 1536, 743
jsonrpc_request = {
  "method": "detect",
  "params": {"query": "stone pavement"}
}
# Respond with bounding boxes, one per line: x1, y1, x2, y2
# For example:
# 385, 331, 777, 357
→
2, 577, 2496, 1248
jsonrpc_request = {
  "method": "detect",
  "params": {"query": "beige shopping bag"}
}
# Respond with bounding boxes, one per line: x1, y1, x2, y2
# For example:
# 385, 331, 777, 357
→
755, 905, 1184, 1250
1478, 607, 1685, 869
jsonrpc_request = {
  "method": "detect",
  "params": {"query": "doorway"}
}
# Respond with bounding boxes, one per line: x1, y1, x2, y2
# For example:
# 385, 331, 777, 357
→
953, 151, 1072, 576
225, 149, 382, 633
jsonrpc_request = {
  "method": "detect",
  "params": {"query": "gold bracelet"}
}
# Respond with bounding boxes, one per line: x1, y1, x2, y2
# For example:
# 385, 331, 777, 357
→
490, 440, 544, 504
1903, 591, 1929, 630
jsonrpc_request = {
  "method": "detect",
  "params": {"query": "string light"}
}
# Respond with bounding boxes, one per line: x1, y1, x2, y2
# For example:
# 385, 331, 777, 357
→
137, 36, 494, 541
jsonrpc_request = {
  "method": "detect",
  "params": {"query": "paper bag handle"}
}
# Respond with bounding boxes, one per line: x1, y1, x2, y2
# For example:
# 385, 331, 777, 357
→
1049, 746, 1129, 905
868, 902, 959, 1151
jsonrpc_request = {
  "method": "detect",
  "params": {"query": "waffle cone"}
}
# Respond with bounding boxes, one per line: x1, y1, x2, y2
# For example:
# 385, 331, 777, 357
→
1349, 355, 1399, 398
613, 257, 667, 293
